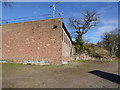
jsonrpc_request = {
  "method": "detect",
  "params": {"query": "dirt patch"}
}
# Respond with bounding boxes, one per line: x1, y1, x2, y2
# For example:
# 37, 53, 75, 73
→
2, 60, 119, 88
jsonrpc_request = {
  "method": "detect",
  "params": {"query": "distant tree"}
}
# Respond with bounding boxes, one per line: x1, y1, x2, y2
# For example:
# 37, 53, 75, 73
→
102, 28, 119, 57
96, 41, 103, 48
102, 33, 112, 52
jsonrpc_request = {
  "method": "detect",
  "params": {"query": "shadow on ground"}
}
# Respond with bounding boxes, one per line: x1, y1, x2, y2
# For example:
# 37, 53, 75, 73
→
88, 70, 120, 84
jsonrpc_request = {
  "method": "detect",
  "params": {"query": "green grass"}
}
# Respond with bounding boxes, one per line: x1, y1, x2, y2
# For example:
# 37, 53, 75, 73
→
2, 60, 88, 74
68, 59, 90, 64
2, 62, 66, 72
1, 59, 118, 71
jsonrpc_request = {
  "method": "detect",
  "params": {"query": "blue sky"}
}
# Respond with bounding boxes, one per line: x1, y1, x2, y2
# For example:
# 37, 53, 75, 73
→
2, 2, 118, 44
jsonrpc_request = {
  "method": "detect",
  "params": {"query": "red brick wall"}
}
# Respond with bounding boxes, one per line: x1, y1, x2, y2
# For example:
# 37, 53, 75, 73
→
2, 18, 63, 64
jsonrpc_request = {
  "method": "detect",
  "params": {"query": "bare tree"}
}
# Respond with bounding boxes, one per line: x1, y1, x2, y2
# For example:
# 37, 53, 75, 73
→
68, 11, 99, 42
102, 28, 119, 57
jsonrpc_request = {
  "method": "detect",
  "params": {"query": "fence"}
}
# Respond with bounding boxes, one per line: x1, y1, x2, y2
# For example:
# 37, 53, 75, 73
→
1, 13, 62, 24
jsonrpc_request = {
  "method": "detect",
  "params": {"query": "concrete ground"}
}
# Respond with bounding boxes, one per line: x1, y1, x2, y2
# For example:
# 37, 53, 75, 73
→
1, 60, 119, 88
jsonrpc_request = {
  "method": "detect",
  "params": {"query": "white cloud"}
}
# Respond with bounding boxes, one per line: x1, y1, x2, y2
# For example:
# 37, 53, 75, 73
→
101, 19, 118, 25
91, 18, 118, 43
86, 25, 117, 44
95, 25, 116, 36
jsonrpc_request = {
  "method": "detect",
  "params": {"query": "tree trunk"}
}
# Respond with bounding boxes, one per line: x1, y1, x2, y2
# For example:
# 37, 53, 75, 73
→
78, 34, 82, 41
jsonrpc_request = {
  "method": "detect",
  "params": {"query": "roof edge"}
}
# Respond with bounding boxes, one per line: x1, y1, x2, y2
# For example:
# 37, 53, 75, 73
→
2, 18, 63, 25
62, 22, 73, 43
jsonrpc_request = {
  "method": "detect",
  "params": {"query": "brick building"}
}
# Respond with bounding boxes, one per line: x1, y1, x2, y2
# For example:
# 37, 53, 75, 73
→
1, 18, 74, 65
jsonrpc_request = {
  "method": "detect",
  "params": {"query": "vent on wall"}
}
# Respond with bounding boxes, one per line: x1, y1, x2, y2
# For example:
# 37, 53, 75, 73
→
53, 25, 57, 29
